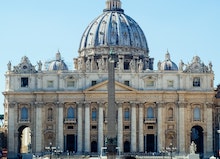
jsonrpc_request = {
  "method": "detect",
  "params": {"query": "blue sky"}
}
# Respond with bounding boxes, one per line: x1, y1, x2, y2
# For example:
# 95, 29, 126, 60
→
0, 0, 220, 114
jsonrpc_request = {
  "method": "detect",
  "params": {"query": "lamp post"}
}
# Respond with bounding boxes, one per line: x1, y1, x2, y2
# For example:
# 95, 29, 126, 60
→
217, 130, 220, 159
166, 143, 177, 159
49, 142, 52, 159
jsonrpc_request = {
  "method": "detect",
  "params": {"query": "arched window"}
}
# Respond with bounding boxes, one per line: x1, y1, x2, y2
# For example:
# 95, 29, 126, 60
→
194, 107, 201, 121
48, 108, 53, 121
168, 108, 173, 120
124, 108, 130, 121
67, 107, 75, 119
21, 107, 28, 121
147, 107, 154, 118
92, 108, 97, 121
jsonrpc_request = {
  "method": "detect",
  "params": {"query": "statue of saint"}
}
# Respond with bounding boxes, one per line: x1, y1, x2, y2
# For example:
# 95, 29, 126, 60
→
190, 141, 197, 154
7, 61, 11, 71
38, 60, 42, 71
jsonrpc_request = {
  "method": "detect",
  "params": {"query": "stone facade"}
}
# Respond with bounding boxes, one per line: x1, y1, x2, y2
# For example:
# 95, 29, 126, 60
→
2, 0, 216, 158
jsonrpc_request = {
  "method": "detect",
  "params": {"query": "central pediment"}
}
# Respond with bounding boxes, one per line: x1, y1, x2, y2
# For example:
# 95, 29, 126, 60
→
84, 80, 137, 92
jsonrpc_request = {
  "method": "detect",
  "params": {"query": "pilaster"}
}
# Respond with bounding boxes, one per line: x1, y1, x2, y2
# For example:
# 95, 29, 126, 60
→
84, 102, 90, 152
117, 103, 123, 151
131, 102, 137, 152
138, 103, 144, 152
77, 102, 83, 153
98, 102, 104, 153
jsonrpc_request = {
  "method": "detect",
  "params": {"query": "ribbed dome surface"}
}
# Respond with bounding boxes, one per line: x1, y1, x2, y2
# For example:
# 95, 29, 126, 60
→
79, 10, 149, 55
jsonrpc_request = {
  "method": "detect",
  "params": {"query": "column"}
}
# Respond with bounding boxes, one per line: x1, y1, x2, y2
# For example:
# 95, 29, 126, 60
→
206, 103, 213, 156
35, 102, 42, 153
98, 103, 104, 153
138, 104, 144, 152
8, 102, 16, 157
178, 102, 186, 155
57, 102, 64, 151
77, 102, 83, 153
131, 103, 137, 152
117, 103, 123, 152
157, 102, 163, 151
84, 103, 90, 152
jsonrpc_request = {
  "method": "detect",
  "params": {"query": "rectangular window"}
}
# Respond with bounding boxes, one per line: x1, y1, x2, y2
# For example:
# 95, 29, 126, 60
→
47, 80, 54, 88
167, 80, 174, 87
21, 77, 28, 87
124, 80, 130, 86
193, 77, 200, 87
146, 80, 154, 87
124, 126, 130, 130
92, 81, 97, 86
67, 81, 75, 87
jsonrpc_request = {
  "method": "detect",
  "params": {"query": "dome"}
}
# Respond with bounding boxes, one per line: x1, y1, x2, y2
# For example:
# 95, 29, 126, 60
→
48, 52, 68, 71
160, 51, 178, 71
79, 0, 149, 56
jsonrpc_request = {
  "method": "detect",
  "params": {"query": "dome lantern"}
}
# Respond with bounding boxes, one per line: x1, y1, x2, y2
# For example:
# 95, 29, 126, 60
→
104, 0, 124, 13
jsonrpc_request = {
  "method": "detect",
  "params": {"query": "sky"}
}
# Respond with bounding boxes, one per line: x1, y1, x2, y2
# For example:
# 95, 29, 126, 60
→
0, 0, 220, 115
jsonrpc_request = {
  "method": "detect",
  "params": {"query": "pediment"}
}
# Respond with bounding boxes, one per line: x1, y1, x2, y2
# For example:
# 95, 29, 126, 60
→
84, 80, 137, 92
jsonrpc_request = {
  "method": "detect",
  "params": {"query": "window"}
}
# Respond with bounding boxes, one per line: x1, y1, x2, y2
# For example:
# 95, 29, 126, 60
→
147, 107, 154, 118
194, 107, 201, 121
67, 107, 75, 119
48, 108, 53, 121
124, 81, 130, 86
92, 81, 97, 86
193, 77, 200, 87
148, 126, 154, 129
21, 77, 28, 87
47, 81, 54, 88
167, 80, 174, 87
67, 81, 75, 87
146, 80, 154, 87
92, 108, 97, 121
21, 107, 28, 121
124, 108, 130, 121
168, 108, 174, 120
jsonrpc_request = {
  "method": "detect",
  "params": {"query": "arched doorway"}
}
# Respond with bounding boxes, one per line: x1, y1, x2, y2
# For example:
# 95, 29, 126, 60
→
91, 141, 98, 152
18, 126, 31, 154
191, 126, 203, 154
124, 141, 130, 152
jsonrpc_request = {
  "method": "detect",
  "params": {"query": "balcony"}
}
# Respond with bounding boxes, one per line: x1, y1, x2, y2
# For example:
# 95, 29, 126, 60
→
144, 117, 157, 124
64, 117, 77, 124
19, 119, 30, 123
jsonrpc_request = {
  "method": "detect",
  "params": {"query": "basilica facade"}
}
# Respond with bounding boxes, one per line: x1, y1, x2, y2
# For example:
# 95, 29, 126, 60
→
3, 0, 215, 158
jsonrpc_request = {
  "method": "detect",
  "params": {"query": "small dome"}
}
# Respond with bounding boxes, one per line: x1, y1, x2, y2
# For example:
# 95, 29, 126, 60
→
48, 52, 68, 71
160, 51, 178, 71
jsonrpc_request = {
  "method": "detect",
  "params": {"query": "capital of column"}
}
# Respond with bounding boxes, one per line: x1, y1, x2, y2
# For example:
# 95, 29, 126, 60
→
9, 102, 17, 108
177, 102, 188, 108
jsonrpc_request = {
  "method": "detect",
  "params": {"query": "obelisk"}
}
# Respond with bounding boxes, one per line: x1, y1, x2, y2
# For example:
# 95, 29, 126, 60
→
107, 49, 117, 159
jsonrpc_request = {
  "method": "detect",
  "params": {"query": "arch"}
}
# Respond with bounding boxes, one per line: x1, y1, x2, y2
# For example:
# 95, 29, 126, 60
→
124, 141, 130, 152
91, 141, 98, 152
18, 126, 31, 154
191, 126, 203, 155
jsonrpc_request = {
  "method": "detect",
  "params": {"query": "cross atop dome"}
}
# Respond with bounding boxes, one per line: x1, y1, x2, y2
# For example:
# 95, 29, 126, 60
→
104, 0, 124, 13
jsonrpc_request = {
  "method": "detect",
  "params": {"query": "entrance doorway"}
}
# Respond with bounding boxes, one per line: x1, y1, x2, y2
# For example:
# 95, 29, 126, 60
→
91, 141, 98, 152
191, 126, 203, 154
144, 134, 156, 152
124, 141, 130, 152
66, 134, 76, 152
18, 126, 31, 153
